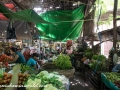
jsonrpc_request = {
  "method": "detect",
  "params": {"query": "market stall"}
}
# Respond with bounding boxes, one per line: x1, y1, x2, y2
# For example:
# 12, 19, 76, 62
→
0, 52, 75, 90
0, 64, 70, 90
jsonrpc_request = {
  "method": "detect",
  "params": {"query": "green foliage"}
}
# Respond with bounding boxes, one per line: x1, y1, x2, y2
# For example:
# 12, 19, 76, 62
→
40, 76, 63, 89
92, 54, 106, 61
54, 53, 72, 70
98, 14, 113, 25
84, 48, 93, 59
20, 64, 32, 73
95, 0, 120, 25
104, 72, 120, 82
89, 54, 106, 71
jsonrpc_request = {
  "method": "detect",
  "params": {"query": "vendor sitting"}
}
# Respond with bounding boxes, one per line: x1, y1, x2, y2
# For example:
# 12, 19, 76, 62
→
10, 47, 26, 64
26, 53, 40, 70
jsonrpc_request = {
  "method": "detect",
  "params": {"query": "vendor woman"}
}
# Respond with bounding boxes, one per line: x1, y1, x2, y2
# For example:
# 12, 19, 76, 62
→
26, 53, 40, 70
9, 47, 26, 63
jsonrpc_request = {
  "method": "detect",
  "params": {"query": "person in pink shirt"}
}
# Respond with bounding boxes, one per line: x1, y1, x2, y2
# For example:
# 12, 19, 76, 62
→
66, 46, 74, 67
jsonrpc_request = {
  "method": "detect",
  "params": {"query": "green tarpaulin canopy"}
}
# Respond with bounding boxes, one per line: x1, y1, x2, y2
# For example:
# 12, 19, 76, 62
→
0, 4, 48, 23
36, 5, 85, 41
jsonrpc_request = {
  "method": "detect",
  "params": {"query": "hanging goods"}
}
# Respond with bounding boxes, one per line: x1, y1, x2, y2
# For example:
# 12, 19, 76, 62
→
6, 21, 16, 39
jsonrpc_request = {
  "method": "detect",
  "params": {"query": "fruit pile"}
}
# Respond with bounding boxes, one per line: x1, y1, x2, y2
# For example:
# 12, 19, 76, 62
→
0, 54, 13, 62
0, 72, 30, 89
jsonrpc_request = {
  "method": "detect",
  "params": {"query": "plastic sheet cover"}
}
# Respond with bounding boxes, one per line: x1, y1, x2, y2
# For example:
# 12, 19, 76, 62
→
36, 5, 85, 41
0, 4, 48, 23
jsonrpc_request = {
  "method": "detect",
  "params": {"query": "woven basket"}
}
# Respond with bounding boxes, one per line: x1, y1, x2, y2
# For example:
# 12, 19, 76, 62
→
41, 62, 75, 78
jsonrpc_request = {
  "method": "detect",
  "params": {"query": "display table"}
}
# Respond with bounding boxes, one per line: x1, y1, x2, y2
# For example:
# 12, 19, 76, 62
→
101, 73, 119, 90
5, 69, 70, 90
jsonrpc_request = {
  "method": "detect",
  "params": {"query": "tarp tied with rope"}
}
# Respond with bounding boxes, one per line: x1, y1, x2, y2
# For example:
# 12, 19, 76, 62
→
36, 5, 85, 41
0, 4, 48, 23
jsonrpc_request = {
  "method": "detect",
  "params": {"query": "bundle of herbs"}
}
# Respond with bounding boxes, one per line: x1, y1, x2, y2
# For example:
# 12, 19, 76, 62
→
54, 53, 72, 70
89, 54, 106, 71
84, 48, 93, 60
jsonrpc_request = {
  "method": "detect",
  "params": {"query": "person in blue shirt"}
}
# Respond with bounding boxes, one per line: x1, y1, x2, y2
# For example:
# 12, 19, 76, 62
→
9, 47, 26, 64
26, 53, 40, 70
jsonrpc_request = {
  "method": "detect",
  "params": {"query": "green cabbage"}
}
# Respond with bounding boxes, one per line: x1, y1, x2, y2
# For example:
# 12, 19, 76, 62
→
37, 71, 48, 77
26, 78, 41, 90
44, 84, 57, 90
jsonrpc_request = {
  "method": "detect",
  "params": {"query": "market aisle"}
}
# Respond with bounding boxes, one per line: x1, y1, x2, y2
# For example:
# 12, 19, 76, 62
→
69, 72, 95, 90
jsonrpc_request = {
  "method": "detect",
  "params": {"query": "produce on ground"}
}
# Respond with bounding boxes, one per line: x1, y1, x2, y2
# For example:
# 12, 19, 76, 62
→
54, 53, 72, 70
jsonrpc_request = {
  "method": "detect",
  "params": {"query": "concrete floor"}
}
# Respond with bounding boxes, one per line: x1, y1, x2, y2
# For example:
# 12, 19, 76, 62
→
69, 72, 96, 90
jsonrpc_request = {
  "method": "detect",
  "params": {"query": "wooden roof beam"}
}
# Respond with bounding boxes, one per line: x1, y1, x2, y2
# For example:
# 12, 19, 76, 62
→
12, 0, 27, 10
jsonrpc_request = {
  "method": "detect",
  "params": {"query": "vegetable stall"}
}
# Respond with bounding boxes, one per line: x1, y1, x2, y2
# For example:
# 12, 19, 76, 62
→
0, 54, 73, 90
0, 66, 69, 90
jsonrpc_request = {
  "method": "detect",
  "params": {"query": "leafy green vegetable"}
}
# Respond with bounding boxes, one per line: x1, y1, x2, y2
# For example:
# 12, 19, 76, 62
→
26, 71, 65, 90
20, 64, 31, 73
43, 84, 57, 90
92, 54, 106, 61
54, 53, 72, 70
89, 54, 106, 71
84, 48, 93, 59
37, 71, 49, 78
104, 72, 120, 82
40, 76, 64, 89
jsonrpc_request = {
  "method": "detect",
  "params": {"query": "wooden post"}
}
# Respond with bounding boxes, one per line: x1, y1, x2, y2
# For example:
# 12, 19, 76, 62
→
113, 0, 118, 53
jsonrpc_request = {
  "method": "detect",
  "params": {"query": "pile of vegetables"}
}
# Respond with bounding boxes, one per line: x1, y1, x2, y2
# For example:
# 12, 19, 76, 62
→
25, 71, 67, 90
0, 72, 30, 89
104, 72, 120, 88
89, 54, 106, 71
54, 53, 72, 70
84, 48, 93, 60
104, 72, 120, 82
0, 54, 13, 62
20, 64, 32, 73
